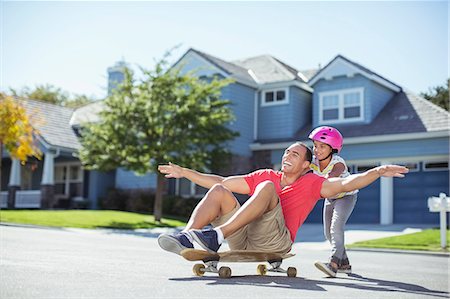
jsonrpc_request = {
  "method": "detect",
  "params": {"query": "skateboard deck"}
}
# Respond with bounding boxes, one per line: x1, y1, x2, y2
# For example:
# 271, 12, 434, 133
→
180, 249, 296, 278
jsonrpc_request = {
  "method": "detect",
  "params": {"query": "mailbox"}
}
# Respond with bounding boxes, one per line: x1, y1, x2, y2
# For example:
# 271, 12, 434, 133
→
427, 193, 450, 249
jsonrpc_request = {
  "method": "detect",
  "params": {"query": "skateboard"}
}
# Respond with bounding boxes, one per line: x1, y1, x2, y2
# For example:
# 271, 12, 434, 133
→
180, 248, 297, 278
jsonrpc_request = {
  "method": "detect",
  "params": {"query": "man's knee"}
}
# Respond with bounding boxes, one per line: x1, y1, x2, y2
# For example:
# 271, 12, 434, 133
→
254, 181, 276, 194
208, 184, 231, 196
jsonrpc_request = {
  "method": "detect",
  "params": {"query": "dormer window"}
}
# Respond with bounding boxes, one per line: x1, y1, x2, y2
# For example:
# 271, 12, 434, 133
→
262, 88, 289, 106
319, 87, 364, 124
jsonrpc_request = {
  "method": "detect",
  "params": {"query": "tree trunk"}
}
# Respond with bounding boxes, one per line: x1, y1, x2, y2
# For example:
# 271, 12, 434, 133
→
153, 174, 165, 222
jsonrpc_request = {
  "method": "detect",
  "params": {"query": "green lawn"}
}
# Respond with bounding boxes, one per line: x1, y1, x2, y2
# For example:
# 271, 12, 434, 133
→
0, 210, 186, 229
348, 229, 450, 252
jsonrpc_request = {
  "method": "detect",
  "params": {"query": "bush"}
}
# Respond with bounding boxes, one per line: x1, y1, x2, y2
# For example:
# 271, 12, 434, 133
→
100, 188, 199, 218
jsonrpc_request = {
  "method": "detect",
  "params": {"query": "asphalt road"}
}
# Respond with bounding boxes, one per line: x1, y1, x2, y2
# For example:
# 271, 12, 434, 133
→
1, 224, 448, 299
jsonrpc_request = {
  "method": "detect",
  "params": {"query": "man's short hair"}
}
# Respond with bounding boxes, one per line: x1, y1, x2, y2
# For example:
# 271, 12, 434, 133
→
294, 142, 313, 163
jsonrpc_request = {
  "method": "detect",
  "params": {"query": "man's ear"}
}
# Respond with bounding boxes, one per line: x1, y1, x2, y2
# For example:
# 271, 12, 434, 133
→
303, 161, 311, 169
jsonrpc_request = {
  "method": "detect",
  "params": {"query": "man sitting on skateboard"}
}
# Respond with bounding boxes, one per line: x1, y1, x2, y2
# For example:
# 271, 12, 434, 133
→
158, 142, 407, 260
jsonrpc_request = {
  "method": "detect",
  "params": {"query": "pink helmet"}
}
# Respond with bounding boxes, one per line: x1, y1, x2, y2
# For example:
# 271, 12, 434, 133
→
308, 126, 343, 153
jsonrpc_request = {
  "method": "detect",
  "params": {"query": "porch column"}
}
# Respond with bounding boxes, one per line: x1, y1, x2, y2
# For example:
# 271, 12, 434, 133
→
41, 151, 55, 209
380, 161, 394, 224
7, 159, 21, 209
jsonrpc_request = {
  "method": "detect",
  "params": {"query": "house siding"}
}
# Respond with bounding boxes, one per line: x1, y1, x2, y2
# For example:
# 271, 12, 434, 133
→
258, 86, 311, 141
221, 83, 256, 157
87, 170, 116, 209
115, 168, 157, 190
312, 74, 395, 126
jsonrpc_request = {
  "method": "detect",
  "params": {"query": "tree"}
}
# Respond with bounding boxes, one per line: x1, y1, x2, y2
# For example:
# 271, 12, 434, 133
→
420, 79, 449, 111
77, 51, 238, 221
9, 84, 92, 108
0, 94, 42, 192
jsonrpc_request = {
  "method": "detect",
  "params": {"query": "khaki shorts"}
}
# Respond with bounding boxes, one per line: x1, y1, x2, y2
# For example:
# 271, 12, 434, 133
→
211, 202, 292, 254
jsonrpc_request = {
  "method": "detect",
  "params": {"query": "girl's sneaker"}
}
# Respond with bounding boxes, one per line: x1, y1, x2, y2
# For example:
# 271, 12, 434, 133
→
338, 263, 352, 273
314, 261, 337, 278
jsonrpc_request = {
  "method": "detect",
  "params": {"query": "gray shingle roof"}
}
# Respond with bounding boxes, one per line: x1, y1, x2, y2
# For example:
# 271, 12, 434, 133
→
189, 48, 255, 83
233, 55, 299, 84
290, 91, 449, 142
19, 99, 80, 151
70, 100, 105, 127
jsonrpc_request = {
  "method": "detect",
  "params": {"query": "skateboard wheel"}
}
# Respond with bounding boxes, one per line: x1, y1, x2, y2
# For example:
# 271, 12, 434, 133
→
218, 266, 232, 278
287, 267, 297, 277
257, 264, 267, 275
193, 263, 205, 276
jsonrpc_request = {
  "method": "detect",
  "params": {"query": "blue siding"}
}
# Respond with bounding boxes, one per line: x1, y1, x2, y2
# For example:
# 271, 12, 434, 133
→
221, 83, 256, 156
258, 86, 312, 140
88, 170, 115, 209
115, 168, 156, 189
312, 74, 395, 127
341, 137, 449, 160
367, 80, 395, 121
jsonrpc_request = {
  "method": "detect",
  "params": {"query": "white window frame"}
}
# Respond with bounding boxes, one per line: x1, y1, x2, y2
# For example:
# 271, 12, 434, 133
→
261, 88, 289, 107
422, 160, 449, 172
54, 162, 83, 197
319, 87, 364, 124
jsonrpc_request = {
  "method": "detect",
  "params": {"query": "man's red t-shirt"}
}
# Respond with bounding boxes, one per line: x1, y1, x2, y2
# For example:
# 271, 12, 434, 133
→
244, 169, 325, 242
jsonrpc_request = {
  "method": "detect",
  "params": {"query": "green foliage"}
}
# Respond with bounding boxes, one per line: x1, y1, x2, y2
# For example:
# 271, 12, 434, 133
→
420, 79, 449, 111
77, 51, 238, 175
9, 84, 93, 108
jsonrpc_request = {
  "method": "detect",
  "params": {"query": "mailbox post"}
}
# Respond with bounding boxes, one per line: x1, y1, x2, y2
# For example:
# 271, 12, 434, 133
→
428, 193, 450, 249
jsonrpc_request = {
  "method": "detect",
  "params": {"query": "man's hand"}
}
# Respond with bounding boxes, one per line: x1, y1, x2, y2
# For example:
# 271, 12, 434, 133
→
376, 165, 409, 178
158, 162, 184, 178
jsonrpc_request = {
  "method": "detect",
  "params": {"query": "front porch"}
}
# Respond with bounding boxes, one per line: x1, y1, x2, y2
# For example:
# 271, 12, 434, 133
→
1, 150, 87, 209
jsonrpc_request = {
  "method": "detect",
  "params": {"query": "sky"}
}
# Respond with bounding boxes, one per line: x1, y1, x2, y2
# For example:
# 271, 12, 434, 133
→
1, 1, 448, 100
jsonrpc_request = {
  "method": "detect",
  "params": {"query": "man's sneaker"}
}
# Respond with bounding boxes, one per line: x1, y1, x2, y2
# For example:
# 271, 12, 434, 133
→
314, 261, 337, 278
157, 232, 193, 255
189, 229, 221, 253
338, 263, 352, 274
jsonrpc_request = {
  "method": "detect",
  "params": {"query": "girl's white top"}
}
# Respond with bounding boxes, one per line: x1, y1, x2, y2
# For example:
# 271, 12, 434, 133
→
310, 154, 358, 199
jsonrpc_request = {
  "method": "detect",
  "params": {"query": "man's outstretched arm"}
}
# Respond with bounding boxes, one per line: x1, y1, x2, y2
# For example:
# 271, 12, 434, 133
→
158, 162, 250, 194
320, 165, 409, 199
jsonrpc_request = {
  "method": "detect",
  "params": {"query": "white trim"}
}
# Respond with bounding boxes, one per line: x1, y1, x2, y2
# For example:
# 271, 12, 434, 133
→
261, 80, 313, 93
261, 88, 289, 107
318, 87, 364, 124
309, 56, 401, 93
250, 130, 449, 151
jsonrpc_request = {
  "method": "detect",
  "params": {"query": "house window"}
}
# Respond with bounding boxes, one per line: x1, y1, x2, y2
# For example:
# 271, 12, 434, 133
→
423, 161, 449, 171
262, 88, 288, 106
319, 88, 364, 124
55, 163, 83, 198
177, 178, 206, 198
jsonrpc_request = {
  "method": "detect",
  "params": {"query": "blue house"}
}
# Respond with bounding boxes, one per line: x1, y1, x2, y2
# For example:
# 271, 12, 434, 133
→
2, 49, 448, 225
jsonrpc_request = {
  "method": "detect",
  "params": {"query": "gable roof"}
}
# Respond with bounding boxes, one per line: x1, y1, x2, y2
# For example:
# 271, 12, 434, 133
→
308, 54, 402, 92
19, 98, 80, 151
293, 91, 449, 141
188, 48, 255, 83
233, 54, 305, 84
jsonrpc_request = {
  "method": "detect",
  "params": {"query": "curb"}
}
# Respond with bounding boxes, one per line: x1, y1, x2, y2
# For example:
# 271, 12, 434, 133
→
348, 247, 450, 257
